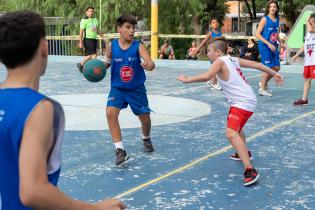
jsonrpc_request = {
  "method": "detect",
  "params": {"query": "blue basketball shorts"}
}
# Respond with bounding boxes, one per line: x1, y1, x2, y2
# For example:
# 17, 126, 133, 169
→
258, 44, 280, 68
107, 85, 151, 115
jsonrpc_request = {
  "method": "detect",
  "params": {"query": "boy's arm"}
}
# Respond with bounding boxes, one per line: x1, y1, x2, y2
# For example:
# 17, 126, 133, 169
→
238, 58, 283, 85
19, 100, 126, 210
190, 32, 212, 57
139, 43, 155, 71
104, 42, 112, 68
79, 28, 84, 49
177, 58, 223, 83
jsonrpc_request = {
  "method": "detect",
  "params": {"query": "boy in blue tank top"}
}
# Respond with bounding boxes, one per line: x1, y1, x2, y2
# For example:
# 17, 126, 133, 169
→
104, 14, 155, 166
0, 11, 125, 210
256, 0, 281, 97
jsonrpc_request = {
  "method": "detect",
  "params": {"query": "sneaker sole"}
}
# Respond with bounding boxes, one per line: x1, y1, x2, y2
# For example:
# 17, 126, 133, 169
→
116, 155, 130, 166
244, 172, 260, 186
293, 104, 308, 106
230, 156, 253, 161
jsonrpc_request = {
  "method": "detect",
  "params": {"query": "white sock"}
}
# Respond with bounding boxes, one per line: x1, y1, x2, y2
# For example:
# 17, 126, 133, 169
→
142, 135, 150, 140
114, 141, 124, 150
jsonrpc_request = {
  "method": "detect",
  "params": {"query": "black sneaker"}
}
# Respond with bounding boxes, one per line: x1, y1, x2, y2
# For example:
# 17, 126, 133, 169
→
115, 148, 129, 166
243, 167, 259, 186
230, 151, 253, 161
77, 63, 83, 73
143, 138, 154, 152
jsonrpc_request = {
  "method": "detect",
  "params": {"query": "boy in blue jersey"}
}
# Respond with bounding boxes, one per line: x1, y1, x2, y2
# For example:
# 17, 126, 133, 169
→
256, 0, 281, 97
0, 11, 125, 210
189, 18, 224, 90
104, 14, 155, 166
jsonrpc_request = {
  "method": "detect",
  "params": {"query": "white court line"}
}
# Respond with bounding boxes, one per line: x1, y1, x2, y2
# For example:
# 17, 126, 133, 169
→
114, 108, 315, 199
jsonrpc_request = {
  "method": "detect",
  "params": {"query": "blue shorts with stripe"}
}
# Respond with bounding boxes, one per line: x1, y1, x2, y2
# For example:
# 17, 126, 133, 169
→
107, 85, 151, 115
258, 44, 280, 68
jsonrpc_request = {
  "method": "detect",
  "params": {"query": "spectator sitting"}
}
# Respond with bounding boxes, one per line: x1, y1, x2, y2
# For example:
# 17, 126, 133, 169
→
243, 39, 259, 61
159, 40, 175, 60
186, 41, 200, 60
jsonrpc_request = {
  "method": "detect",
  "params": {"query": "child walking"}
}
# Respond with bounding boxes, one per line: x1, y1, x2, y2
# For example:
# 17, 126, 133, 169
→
292, 13, 315, 106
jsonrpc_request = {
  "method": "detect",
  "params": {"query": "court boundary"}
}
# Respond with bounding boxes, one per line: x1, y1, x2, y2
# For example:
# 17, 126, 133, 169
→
115, 108, 315, 199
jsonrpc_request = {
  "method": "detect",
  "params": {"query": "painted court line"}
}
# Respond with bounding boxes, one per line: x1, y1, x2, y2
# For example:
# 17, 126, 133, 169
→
114, 109, 315, 199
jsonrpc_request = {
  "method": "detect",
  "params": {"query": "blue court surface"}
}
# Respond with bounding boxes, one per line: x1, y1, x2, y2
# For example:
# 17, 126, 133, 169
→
1, 56, 315, 209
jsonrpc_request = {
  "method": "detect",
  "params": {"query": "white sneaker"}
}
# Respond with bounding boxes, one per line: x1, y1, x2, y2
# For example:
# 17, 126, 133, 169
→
258, 82, 272, 94
213, 84, 222, 90
205, 81, 215, 89
258, 88, 272, 96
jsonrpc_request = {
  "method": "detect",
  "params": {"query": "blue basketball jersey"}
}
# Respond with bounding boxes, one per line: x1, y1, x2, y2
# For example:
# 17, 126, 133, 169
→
211, 30, 222, 38
258, 15, 279, 46
0, 88, 64, 210
110, 39, 146, 89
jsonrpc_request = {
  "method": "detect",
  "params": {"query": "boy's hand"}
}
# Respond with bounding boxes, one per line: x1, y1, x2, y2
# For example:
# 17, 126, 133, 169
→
268, 43, 276, 52
141, 61, 152, 70
96, 198, 127, 210
177, 74, 189, 83
274, 73, 284, 86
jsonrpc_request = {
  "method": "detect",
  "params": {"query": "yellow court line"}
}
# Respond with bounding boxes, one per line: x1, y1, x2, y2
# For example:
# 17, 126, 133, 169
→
115, 109, 315, 199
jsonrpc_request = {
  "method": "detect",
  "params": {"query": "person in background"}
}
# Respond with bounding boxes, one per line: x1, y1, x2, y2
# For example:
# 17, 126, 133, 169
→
256, 0, 281, 97
244, 39, 259, 61
77, 6, 104, 72
159, 39, 175, 60
292, 13, 315, 106
186, 41, 200, 60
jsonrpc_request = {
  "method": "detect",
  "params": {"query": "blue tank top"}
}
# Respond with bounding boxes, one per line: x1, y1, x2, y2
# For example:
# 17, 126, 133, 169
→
258, 15, 279, 46
0, 88, 64, 210
211, 30, 222, 38
111, 39, 146, 89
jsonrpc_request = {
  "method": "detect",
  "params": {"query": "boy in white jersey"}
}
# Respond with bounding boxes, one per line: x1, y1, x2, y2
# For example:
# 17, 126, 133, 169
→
177, 37, 283, 186
292, 13, 315, 106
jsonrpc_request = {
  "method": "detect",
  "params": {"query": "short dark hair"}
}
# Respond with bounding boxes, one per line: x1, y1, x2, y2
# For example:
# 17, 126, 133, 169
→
117, 14, 137, 27
210, 37, 228, 54
86, 6, 94, 11
310, 13, 315, 20
0, 11, 45, 69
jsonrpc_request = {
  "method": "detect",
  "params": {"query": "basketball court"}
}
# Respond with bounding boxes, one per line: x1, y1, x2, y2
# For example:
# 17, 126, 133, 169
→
1, 56, 315, 209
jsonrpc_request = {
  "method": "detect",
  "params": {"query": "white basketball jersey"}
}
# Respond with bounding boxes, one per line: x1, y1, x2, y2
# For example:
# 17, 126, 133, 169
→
216, 55, 257, 112
304, 32, 315, 66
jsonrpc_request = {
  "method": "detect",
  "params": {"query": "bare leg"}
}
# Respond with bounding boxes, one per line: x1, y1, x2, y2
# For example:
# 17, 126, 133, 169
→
138, 113, 151, 137
80, 55, 92, 66
239, 129, 246, 143
211, 77, 218, 85
260, 66, 280, 89
226, 128, 252, 169
302, 78, 312, 100
106, 106, 122, 143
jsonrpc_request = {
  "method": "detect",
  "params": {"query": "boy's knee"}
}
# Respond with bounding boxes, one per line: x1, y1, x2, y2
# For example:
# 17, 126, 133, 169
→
225, 128, 237, 140
139, 113, 151, 124
106, 107, 118, 119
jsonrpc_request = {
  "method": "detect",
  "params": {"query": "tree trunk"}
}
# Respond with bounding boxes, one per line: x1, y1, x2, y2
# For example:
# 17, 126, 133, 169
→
244, 0, 254, 21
